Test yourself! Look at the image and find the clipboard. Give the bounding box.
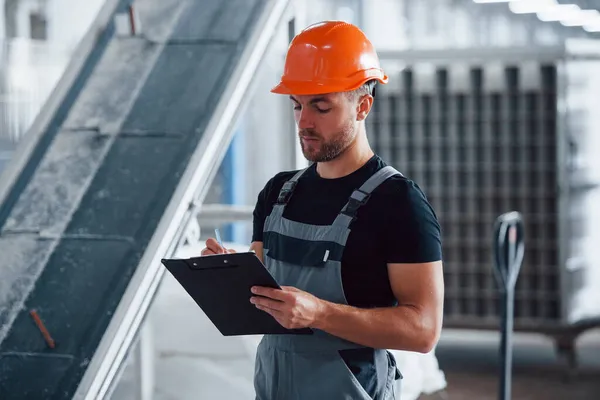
[161,252,313,336]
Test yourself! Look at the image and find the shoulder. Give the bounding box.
[363,158,430,205]
[369,170,442,263]
[373,169,431,205]
[370,170,439,226]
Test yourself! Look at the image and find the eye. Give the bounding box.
[293,105,301,111]
[316,107,331,114]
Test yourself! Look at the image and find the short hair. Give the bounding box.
[346,79,377,102]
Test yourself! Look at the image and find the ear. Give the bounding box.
[356,94,373,122]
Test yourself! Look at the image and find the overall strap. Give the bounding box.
[332,166,403,228]
[270,167,310,218]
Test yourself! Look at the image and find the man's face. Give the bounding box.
[290,92,365,163]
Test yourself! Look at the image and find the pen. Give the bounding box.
[215,228,224,251]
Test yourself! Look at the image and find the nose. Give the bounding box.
[296,109,314,130]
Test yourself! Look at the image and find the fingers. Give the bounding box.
[251,286,288,301]
[254,303,283,318]
[200,247,217,256]
[251,296,283,311]
[204,237,225,254]
[201,238,237,256]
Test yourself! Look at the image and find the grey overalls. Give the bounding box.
[254,165,403,400]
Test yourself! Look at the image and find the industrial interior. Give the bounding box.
[0,0,599,399]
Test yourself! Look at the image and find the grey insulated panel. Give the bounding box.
[367,63,559,329]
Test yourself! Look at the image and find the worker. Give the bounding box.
[201,20,444,400]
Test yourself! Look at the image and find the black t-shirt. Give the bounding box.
[252,155,442,308]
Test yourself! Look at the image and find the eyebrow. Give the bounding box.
[289,96,331,105]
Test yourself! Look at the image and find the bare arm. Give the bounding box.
[252,260,444,353]
[313,261,444,352]
[208,236,444,352]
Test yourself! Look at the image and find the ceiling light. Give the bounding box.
[561,9,600,27]
[583,23,600,32]
[537,4,580,22]
[509,0,558,14]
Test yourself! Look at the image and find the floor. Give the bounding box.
[419,328,600,400]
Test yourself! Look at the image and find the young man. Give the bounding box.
[201,21,444,400]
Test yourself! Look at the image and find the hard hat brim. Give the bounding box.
[271,74,389,96]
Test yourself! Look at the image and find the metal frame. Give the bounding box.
[196,204,255,224]
[555,57,571,328]
[72,1,292,399]
[378,45,570,64]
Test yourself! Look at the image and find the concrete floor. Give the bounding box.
[422,328,600,400]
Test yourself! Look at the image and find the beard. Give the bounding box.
[299,121,355,163]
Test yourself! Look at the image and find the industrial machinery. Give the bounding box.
[367,41,600,370]
[0,0,292,398]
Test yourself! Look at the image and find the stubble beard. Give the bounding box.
[299,121,355,163]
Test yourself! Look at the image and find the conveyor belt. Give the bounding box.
[0,0,289,398]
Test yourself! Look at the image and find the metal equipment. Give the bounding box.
[493,211,525,400]
[367,41,600,369]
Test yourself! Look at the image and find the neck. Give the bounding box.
[316,128,374,179]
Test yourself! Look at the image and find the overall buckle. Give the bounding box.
[277,181,297,204]
[343,190,371,216]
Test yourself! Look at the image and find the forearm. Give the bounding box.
[313,301,438,353]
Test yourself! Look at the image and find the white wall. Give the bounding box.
[7,0,104,44]
[237,1,309,210]
[360,0,408,50]
[45,0,104,51]
[0,0,106,144]
[0,0,5,39]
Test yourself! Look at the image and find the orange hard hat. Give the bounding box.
[271,21,388,95]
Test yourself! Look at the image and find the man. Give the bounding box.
[201,21,444,400]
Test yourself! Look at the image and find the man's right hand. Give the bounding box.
[200,238,236,256]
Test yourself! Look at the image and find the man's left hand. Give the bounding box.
[250,286,325,330]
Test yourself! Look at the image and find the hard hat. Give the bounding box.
[271,21,388,95]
